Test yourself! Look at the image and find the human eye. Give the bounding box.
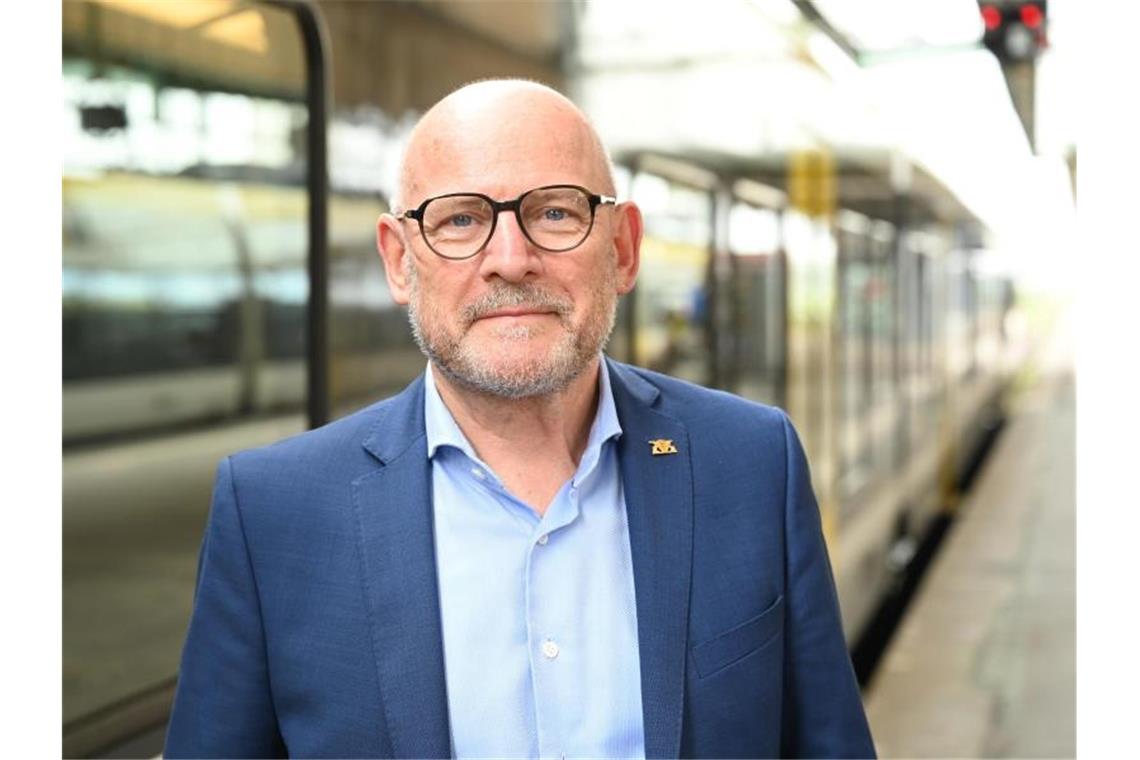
[424,197,489,238]
[525,204,575,234]
[525,191,589,230]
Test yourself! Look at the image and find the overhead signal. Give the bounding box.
[979,1,1047,62]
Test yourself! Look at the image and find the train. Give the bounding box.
[62,0,1025,755]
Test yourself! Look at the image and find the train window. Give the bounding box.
[837,212,874,498]
[869,221,897,474]
[924,238,947,432]
[327,189,420,418]
[62,1,311,751]
[896,235,922,450]
[974,264,1011,371]
[629,171,713,384]
[964,255,981,377]
[945,249,974,382]
[63,178,243,385]
[898,231,943,447]
[727,201,785,405]
[311,104,423,418]
[781,208,835,469]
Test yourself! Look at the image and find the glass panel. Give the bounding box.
[899,236,937,450]
[327,189,425,418]
[782,209,836,478]
[727,201,784,404]
[62,0,309,733]
[837,219,873,498]
[629,172,712,384]
[322,104,423,419]
[869,222,897,473]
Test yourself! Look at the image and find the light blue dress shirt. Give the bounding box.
[424,361,646,759]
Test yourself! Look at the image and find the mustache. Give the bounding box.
[461,283,573,325]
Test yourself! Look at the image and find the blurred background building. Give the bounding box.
[61,1,1076,756]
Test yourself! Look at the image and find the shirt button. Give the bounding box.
[471,468,485,480]
[542,639,559,659]
[537,533,549,546]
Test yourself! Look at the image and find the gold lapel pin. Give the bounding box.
[649,439,678,456]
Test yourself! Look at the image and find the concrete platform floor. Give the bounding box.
[864,316,1076,759]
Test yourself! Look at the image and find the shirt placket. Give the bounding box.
[524,477,581,760]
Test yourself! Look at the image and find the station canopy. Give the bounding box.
[567,0,1048,237]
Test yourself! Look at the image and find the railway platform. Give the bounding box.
[863,311,1076,758]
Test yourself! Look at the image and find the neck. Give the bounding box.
[431,357,603,514]
[433,357,602,464]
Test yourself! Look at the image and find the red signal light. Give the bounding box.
[981,5,1002,31]
[1020,4,1044,29]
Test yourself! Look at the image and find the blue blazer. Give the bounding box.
[165,359,875,759]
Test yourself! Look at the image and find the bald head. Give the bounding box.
[393,79,615,211]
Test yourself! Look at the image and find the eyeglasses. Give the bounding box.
[396,184,617,260]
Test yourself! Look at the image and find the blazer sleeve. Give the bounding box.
[778,414,877,759]
[164,456,286,759]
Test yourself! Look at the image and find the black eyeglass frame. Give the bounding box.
[395,183,618,260]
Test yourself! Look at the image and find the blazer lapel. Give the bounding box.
[352,376,452,759]
[607,359,694,759]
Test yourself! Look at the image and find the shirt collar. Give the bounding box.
[423,358,623,466]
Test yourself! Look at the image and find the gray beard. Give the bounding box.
[404,260,616,399]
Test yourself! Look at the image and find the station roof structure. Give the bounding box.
[568,0,1046,238]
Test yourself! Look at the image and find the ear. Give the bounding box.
[377,213,412,305]
[611,201,642,295]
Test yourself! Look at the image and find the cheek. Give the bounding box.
[579,258,619,298]
[558,253,613,295]
[413,266,472,312]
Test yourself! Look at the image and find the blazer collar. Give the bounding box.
[606,358,694,759]
[361,374,427,465]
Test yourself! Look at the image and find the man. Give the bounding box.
[165,79,875,759]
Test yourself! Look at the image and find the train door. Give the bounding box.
[62,2,326,754]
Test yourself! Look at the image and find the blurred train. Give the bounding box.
[62,0,1024,755]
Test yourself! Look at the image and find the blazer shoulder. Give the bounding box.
[610,359,789,435]
[228,375,425,477]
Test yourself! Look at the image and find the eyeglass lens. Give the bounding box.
[420,186,595,258]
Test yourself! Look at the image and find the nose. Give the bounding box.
[477,208,541,283]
